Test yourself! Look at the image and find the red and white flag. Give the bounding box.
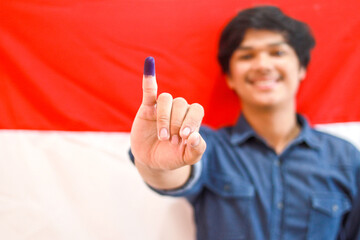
[1,0,359,239]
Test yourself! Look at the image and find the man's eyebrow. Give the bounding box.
[268,41,288,47]
[237,42,288,50]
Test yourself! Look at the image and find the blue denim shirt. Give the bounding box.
[148,115,360,240]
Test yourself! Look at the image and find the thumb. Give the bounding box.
[183,132,206,166]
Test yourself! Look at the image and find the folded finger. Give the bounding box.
[170,97,189,144]
[157,93,173,141]
[180,103,205,139]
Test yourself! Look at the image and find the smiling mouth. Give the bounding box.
[246,76,283,90]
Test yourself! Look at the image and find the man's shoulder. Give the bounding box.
[311,127,358,150]
[310,127,360,165]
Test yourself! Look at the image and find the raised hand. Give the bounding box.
[130,57,206,173]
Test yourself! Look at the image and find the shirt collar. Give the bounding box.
[230,114,321,150]
[294,114,321,149]
[230,115,260,145]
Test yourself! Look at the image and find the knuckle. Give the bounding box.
[157,115,170,124]
[193,144,206,158]
[186,119,200,129]
[173,97,188,106]
[170,119,183,129]
[200,140,207,151]
[143,86,157,94]
[190,103,205,116]
[158,92,173,101]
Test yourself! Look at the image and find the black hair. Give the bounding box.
[217,6,316,74]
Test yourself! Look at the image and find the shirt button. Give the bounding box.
[277,202,283,209]
[223,184,231,191]
[332,204,339,212]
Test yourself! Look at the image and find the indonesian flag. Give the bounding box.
[1,0,359,239]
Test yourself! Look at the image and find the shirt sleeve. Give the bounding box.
[147,160,203,197]
[128,126,212,198]
[128,148,205,197]
[338,147,360,240]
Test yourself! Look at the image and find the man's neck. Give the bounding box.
[242,104,300,155]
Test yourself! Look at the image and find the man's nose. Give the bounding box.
[252,53,272,71]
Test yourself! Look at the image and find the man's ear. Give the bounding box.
[299,67,307,81]
[226,74,235,90]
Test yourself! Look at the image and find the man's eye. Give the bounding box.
[238,54,253,60]
[271,50,286,56]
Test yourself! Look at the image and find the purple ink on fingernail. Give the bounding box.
[144,56,155,76]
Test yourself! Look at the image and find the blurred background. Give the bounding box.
[0,0,359,239]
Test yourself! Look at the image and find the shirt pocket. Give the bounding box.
[203,173,255,240]
[206,172,255,198]
[307,193,351,240]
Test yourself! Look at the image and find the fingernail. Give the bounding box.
[191,135,200,147]
[182,127,191,137]
[144,57,155,76]
[171,135,179,145]
[159,128,168,140]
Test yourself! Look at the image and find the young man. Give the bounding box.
[130,6,360,240]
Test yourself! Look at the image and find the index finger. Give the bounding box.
[142,57,158,106]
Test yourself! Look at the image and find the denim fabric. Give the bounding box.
[149,115,360,240]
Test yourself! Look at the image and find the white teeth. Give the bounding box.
[254,80,276,87]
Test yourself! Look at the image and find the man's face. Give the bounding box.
[226,29,306,110]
